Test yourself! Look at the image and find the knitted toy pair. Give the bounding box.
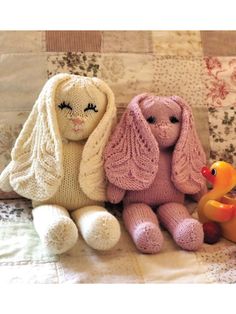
[0,74,206,255]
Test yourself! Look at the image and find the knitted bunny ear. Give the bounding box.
[79,78,117,201]
[171,96,206,194]
[104,93,159,191]
[10,73,71,201]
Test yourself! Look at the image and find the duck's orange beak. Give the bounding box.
[202,167,215,184]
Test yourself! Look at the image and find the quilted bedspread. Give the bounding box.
[0,31,236,283]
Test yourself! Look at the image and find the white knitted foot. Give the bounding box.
[72,206,121,251]
[32,205,78,254]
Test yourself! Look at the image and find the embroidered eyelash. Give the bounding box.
[58,101,73,110]
[84,103,98,112]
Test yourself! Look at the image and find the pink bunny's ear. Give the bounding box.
[104,93,159,191]
[171,96,207,194]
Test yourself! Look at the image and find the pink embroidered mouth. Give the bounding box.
[73,126,83,132]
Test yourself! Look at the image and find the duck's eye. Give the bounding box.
[170,116,179,124]
[146,116,156,124]
[58,101,72,111]
[84,103,98,112]
[211,168,217,176]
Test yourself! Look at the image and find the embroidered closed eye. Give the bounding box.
[58,101,73,111]
[169,116,179,124]
[84,103,98,113]
[146,116,156,124]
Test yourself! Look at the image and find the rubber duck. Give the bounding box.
[198,161,236,243]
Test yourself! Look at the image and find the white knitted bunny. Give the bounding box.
[0,73,121,254]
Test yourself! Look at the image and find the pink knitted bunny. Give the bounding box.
[104,94,207,254]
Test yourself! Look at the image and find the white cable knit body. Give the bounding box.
[33,141,101,210]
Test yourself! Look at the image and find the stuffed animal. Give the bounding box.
[0,73,121,254]
[104,93,206,254]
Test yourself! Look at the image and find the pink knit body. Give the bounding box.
[105,94,207,254]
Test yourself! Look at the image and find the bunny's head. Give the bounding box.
[55,77,107,141]
[104,93,206,194]
[138,95,182,149]
[9,74,116,202]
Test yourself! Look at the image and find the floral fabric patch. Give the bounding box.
[47,52,101,78]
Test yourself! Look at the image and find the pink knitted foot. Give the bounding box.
[123,203,164,254]
[158,202,203,251]
[173,218,203,251]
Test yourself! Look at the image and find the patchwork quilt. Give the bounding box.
[0,31,235,283]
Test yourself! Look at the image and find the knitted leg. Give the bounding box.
[71,206,121,251]
[158,202,203,251]
[32,205,79,254]
[123,203,164,254]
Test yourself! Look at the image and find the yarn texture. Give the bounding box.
[0,73,120,254]
[105,93,206,254]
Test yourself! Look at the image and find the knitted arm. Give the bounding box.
[107,182,126,204]
[191,184,208,202]
[0,162,14,192]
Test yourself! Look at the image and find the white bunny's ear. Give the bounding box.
[10,73,71,201]
[79,78,117,201]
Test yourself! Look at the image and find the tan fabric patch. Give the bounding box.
[153,56,210,159]
[100,53,155,104]
[152,31,203,55]
[46,31,102,52]
[102,31,152,53]
[0,31,43,53]
[0,53,47,112]
[201,31,236,56]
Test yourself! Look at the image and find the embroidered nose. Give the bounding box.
[71,117,84,125]
[157,121,168,128]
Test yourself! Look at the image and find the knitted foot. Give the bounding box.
[123,203,164,254]
[158,202,203,251]
[173,218,204,251]
[133,222,164,254]
[32,205,78,254]
[72,206,121,251]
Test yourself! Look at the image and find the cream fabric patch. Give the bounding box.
[0,262,60,283]
[0,221,58,263]
[136,231,208,283]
